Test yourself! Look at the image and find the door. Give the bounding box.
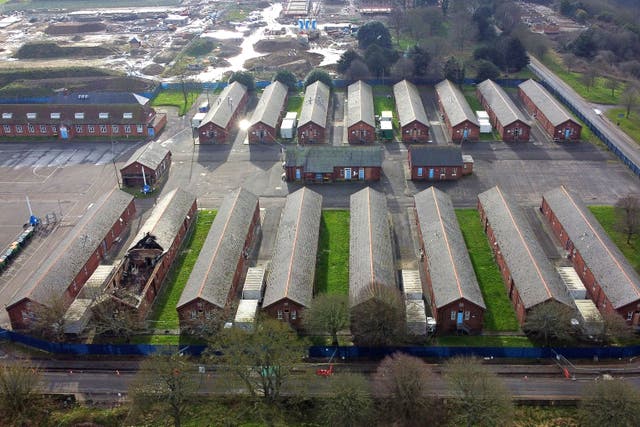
[428,168,434,180]
[463,128,469,139]
[456,311,464,325]
[564,128,571,139]
[344,168,351,180]
[358,168,364,180]
[295,169,301,180]
[258,130,265,141]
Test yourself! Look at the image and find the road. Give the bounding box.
[528,55,640,175]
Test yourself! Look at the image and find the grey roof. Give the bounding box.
[177,188,258,309]
[409,145,463,166]
[122,141,171,171]
[477,186,572,309]
[393,80,429,127]
[477,79,529,127]
[263,188,322,308]
[435,79,478,127]
[347,80,375,128]
[349,187,397,308]
[543,186,640,309]
[201,81,247,129]
[299,81,330,128]
[414,187,486,309]
[127,188,196,253]
[249,81,288,128]
[284,145,383,173]
[518,79,577,127]
[8,189,134,308]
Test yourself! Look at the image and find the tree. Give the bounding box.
[357,21,392,50]
[337,49,362,75]
[273,70,298,92]
[621,83,639,118]
[388,7,405,47]
[346,59,371,82]
[303,294,349,346]
[90,299,146,343]
[580,67,598,91]
[599,311,634,344]
[523,302,574,346]
[323,374,374,427]
[229,71,255,91]
[0,365,41,421]
[571,29,597,59]
[304,69,333,89]
[210,318,306,401]
[28,295,68,342]
[350,282,405,347]
[475,60,501,81]
[444,357,514,427]
[129,353,199,427]
[408,45,431,77]
[444,57,465,84]
[578,378,640,427]
[373,353,442,426]
[364,44,398,79]
[391,57,415,80]
[615,194,640,244]
[503,37,529,72]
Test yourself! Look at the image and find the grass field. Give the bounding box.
[146,210,217,331]
[461,86,484,112]
[151,90,200,116]
[285,95,304,114]
[436,335,534,347]
[456,209,520,332]
[605,108,640,145]
[315,210,350,295]
[589,206,640,274]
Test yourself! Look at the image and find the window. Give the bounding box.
[417,167,423,177]
[2,125,9,133]
[452,168,457,176]
[205,311,213,320]
[291,310,297,320]
[465,311,470,320]
[27,124,34,133]
[27,112,37,120]
[39,125,47,133]
[123,112,133,119]
[2,112,12,119]
[99,124,107,134]
[88,125,95,134]
[277,310,283,320]
[75,112,85,120]
[50,112,61,119]
[124,125,131,134]
[112,125,119,133]
[628,312,633,321]
[75,125,83,133]
[137,125,144,133]
[190,310,197,319]
[99,112,109,119]
[450,310,456,320]
[51,125,57,133]
[15,125,23,133]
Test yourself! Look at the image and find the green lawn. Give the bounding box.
[436,335,534,347]
[285,95,304,114]
[605,108,640,145]
[589,206,640,274]
[461,85,483,112]
[146,210,217,330]
[456,209,520,332]
[373,95,395,115]
[315,210,350,295]
[151,90,200,116]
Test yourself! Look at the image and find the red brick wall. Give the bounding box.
[0,122,150,140]
[197,92,248,143]
[451,122,480,142]
[518,88,581,141]
[248,122,277,143]
[410,165,462,181]
[120,152,171,188]
[297,122,325,144]
[347,122,376,144]
[401,121,430,143]
[333,166,381,182]
[501,121,530,142]
[262,299,305,329]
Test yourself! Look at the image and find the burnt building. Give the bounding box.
[120,141,171,189]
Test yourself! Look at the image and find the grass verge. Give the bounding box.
[456,209,520,332]
[315,210,349,295]
[151,90,200,116]
[605,108,640,145]
[436,335,534,347]
[588,206,640,274]
[285,94,304,114]
[146,210,217,330]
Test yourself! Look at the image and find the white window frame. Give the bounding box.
[99,124,108,134]
[15,125,23,133]
[2,112,12,119]
[111,124,119,133]
[3,125,10,133]
[50,112,61,119]
[26,112,37,120]
[450,310,456,321]
[75,125,83,133]
[74,112,85,120]
[39,125,47,133]
[137,124,144,133]
[99,112,109,119]
[277,310,283,320]
[27,124,35,133]
[124,125,131,134]
[123,112,133,119]
[88,125,95,134]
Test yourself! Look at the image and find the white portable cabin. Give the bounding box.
[406,299,428,336]
[476,111,489,120]
[402,269,423,300]
[81,264,116,298]
[478,119,492,133]
[242,267,266,300]
[380,110,393,122]
[234,299,259,331]
[557,266,587,300]
[63,298,93,335]
[285,111,298,122]
[192,112,207,129]
[574,299,605,337]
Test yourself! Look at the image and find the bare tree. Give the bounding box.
[615,194,640,244]
[373,353,442,426]
[28,295,68,342]
[303,294,349,346]
[524,301,574,346]
[578,378,640,427]
[323,373,374,427]
[0,365,41,421]
[388,7,406,47]
[621,83,639,118]
[605,78,620,98]
[351,282,405,347]
[391,57,416,80]
[345,59,370,83]
[90,298,146,343]
[444,357,514,427]
[129,353,198,427]
[580,67,598,91]
[599,311,634,344]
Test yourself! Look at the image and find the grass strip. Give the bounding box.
[151,90,200,116]
[315,210,350,295]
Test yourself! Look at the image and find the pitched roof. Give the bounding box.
[518,79,577,127]
[177,188,258,310]
[409,145,463,166]
[393,80,429,127]
[543,186,640,309]
[0,104,154,125]
[249,81,288,128]
[435,79,478,127]
[127,188,196,253]
[414,187,485,309]
[283,145,383,173]
[8,189,134,309]
[200,81,247,129]
[263,188,322,308]
[477,186,572,309]
[45,92,150,106]
[121,141,171,171]
[298,81,330,128]
[349,187,396,308]
[347,80,375,128]
[477,79,529,127]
